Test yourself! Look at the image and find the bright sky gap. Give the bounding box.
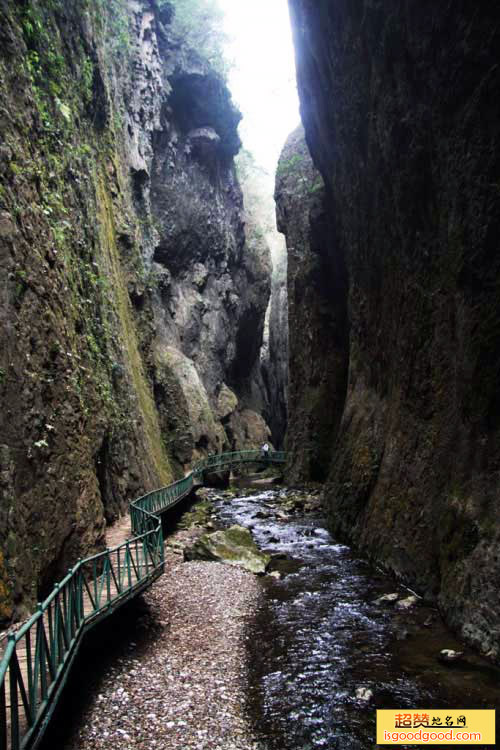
[218,0,301,174]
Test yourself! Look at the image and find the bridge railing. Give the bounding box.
[193,450,286,475]
[0,449,285,750]
[130,474,195,535]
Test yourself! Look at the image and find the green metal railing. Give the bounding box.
[0,450,285,750]
[193,449,286,477]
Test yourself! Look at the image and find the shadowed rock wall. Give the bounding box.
[275,126,348,481]
[288,0,500,658]
[261,245,289,449]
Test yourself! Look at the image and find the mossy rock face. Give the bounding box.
[184,525,270,574]
[177,500,214,530]
[216,383,238,421]
[0,0,276,623]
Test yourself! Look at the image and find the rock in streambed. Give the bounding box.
[183,525,271,574]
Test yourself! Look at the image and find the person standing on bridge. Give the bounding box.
[261,442,270,460]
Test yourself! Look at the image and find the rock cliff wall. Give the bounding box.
[143,16,273,465]
[237,150,289,448]
[0,0,274,622]
[275,126,347,480]
[287,0,500,658]
[260,243,288,449]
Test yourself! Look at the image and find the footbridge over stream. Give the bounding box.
[0,450,286,750]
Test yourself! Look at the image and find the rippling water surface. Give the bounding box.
[213,486,500,750]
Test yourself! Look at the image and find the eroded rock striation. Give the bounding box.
[0,0,276,622]
[287,0,500,658]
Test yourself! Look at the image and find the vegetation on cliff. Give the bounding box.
[0,0,278,623]
[168,0,231,78]
[0,0,182,620]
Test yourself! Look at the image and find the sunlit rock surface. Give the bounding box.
[226,408,272,451]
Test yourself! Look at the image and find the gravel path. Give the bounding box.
[68,541,267,750]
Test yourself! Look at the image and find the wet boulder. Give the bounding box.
[254,510,271,519]
[355,687,373,702]
[276,511,290,521]
[438,649,465,664]
[177,499,214,530]
[373,593,399,606]
[396,595,419,611]
[183,525,270,574]
[281,495,305,513]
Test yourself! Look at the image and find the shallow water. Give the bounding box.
[212,487,500,750]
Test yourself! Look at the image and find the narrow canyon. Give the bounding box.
[0,1,499,748]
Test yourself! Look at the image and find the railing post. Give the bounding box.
[8,634,19,750]
[106,551,111,604]
[0,663,7,750]
[52,585,60,674]
[76,560,83,625]
[47,594,54,672]
[92,558,98,610]
[67,569,75,641]
[126,542,132,588]
[25,627,35,724]
[37,603,48,703]
[134,537,140,579]
[117,547,122,592]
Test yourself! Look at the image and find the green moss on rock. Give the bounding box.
[184,525,270,574]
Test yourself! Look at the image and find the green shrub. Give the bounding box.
[168,0,231,78]
[276,153,305,177]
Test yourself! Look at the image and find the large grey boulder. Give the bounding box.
[183,525,270,574]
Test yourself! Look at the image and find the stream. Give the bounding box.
[41,482,500,750]
[210,484,500,749]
